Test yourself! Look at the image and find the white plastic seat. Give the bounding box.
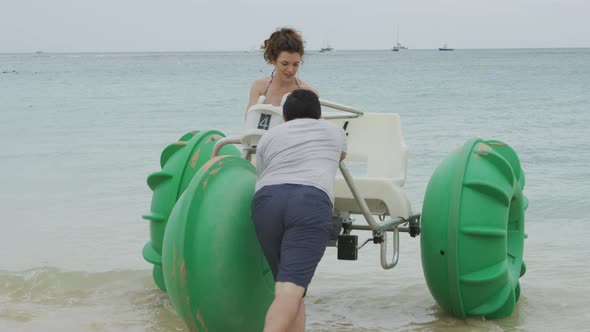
[241,94,290,149]
[327,113,412,218]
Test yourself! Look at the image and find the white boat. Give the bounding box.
[320,44,334,53]
[438,43,454,51]
[392,42,407,52]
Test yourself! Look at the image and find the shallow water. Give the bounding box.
[1,49,589,331]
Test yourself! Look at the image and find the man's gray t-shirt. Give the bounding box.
[255,118,347,203]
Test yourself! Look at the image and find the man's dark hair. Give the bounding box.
[283,89,321,121]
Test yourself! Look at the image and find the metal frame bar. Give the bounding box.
[350,225,413,233]
[319,99,364,115]
[320,99,363,120]
[212,100,363,158]
[339,161,404,269]
[211,136,241,158]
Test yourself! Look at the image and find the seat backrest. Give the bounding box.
[244,104,283,131]
[327,113,408,182]
[242,101,284,148]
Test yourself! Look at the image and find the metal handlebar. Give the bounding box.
[380,228,400,269]
[211,136,241,158]
[212,100,363,158]
[319,99,364,120]
[319,99,364,115]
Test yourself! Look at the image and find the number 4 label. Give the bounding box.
[258,114,271,130]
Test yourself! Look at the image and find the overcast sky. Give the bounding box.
[1,0,588,53]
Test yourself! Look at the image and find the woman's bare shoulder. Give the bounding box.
[298,81,319,97]
[247,77,273,108]
[251,77,272,90]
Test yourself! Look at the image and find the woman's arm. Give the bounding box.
[246,79,266,111]
[246,83,259,111]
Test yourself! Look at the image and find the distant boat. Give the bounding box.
[438,44,454,51]
[320,45,334,53]
[245,45,263,53]
[392,26,407,51]
[392,42,407,52]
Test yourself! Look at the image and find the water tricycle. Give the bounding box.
[142,98,527,331]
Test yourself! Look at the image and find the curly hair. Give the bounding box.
[262,27,305,64]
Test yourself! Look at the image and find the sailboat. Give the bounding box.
[392,42,407,52]
[392,26,407,51]
[320,43,334,53]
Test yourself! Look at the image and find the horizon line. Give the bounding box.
[1,46,589,55]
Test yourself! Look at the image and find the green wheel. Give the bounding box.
[142,130,240,290]
[162,155,274,331]
[421,138,527,319]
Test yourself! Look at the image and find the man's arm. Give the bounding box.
[339,127,348,162]
[255,146,265,174]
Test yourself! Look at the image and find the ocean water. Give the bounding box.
[1,49,589,331]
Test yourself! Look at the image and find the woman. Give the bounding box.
[247,27,318,110]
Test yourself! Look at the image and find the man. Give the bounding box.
[252,89,347,332]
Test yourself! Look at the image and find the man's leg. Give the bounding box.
[264,281,305,332]
[289,299,305,332]
[265,185,331,331]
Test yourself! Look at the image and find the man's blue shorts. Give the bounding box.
[251,184,333,290]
